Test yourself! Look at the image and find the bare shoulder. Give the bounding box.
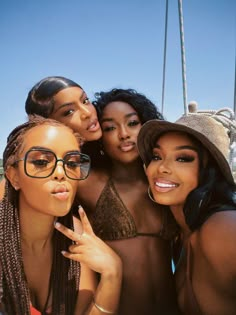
[196,210,236,276]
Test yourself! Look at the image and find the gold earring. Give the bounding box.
[148,186,157,203]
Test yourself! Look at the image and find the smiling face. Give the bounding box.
[50,86,102,141]
[100,101,142,164]
[7,124,81,217]
[146,131,200,212]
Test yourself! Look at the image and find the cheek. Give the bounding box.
[145,163,155,180]
[70,181,79,197]
[133,126,142,137]
[183,168,199,192]
[102,134,116,148]
[88,104,97,115]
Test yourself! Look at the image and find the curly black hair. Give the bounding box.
[83,88,163,169]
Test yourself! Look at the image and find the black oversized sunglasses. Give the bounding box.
[13,148,91,180]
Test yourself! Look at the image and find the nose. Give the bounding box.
[118,126,130,140]
[158,159,171,174]
[80,104,92,120]
[53,161,66,181]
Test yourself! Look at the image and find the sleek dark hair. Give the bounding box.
[83,88,163,168]
[183,144,236,231]
[0,116,81,314]
[25,76,83,117]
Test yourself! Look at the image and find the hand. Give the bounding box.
[54,206,121,277]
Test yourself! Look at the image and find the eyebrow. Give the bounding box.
[26,146,81,155]
[53,91,86,113]
[101,112,138,123]
[154,144,198,152]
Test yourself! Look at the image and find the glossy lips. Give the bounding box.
[119,141,136,152]
[52,184,69,200]
[154,179,179,193]
[87,119,100,132]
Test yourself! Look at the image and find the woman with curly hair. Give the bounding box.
[77,88,180,315]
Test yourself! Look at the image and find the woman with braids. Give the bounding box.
[137,106,236,315]
[0,116,122,314]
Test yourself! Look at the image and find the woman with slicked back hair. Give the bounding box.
[25,76,102,142]
[0,76,102,200]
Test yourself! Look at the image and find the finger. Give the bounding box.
[68,244,85,253]
[78,206,94,235]
[61,250,82,262]
[55,222,82,242]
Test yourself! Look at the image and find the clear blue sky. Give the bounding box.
[0,0,235,157]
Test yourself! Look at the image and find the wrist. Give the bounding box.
[93,297,115,314]
[101,257,122,280]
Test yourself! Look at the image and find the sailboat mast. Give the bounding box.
[234,50,236,118]
[178,0,188,115]
[161,0,169,115]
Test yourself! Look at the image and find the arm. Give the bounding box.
[55,207,122,315]
[194,211,236,312]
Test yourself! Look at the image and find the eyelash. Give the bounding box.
[61,98,90,117]
[63,109,74,117]
[83,97,90,105]
[152,154,195,163]
[102,120,140,132]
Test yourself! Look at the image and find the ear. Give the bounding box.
[5,166,20,191]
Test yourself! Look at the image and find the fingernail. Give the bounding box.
[54,222,61,228]
[61,250,67,255]
[78,207,84,215]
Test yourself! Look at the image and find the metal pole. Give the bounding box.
[161,0,169,115]
[234,50,236,118]
[178,0,188,114]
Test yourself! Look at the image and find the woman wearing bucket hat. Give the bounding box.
[137,106,236,315]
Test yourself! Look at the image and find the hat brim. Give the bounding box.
[137,119,234,185]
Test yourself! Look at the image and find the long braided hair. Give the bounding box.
[0,116,82,314]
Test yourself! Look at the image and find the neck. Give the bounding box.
[110,159,146,182]
[19,209,55,252]
[170,205,191,240]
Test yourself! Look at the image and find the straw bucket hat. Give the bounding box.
[137,107,236,185]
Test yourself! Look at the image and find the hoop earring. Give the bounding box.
[148,186,157,203]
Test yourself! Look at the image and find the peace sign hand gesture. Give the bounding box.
[54,206,122,276]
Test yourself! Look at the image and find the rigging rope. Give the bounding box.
[178,0,188,115]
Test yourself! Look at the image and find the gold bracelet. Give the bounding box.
[93,298,115,314]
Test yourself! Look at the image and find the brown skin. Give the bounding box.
[77,102,181,315]
[78,164,180,315]
[175,212,236,315]
[5,124,122,315]
[147,132,236,315]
